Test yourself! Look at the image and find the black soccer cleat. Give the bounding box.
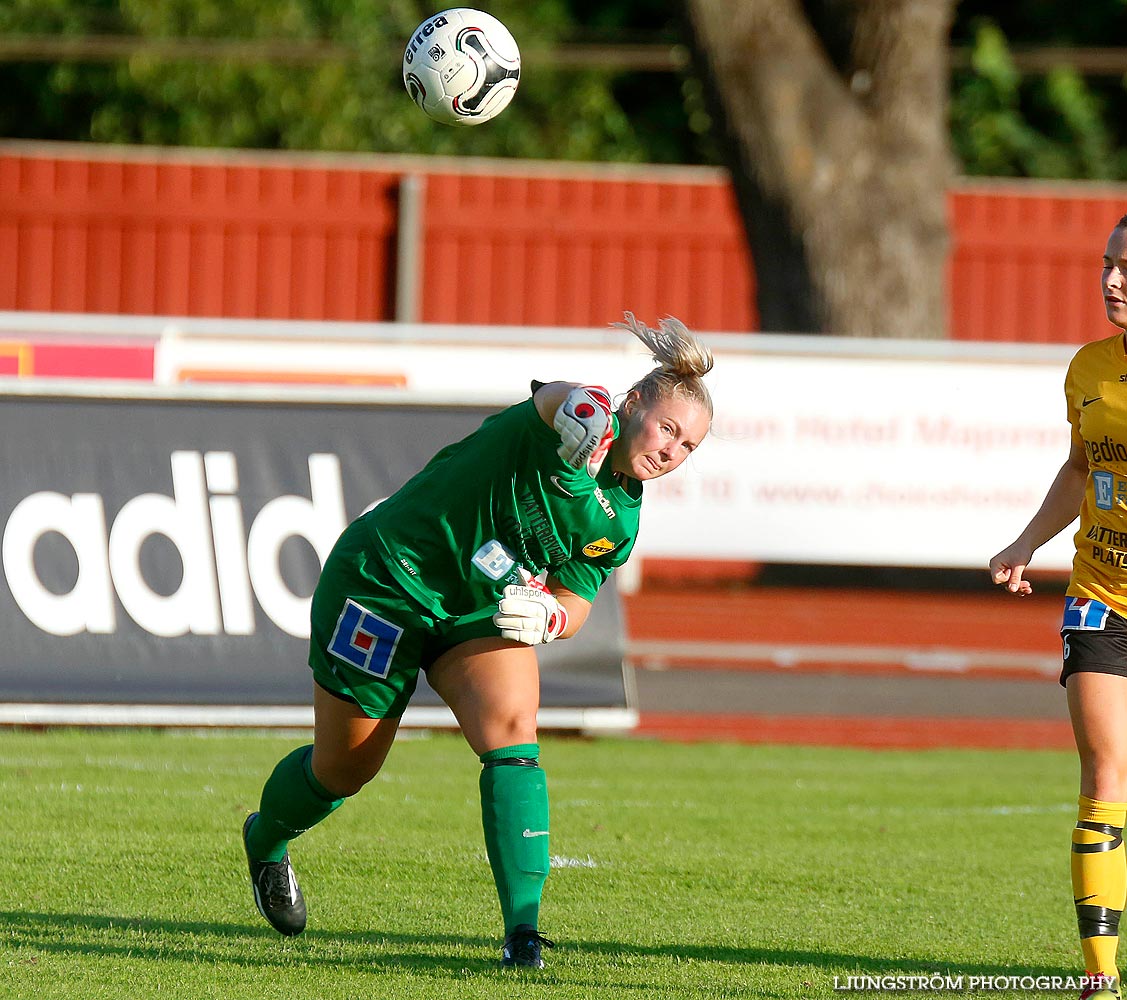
[242,812,307,936]
[501,924,555,968]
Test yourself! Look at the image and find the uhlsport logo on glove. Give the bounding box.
[493,583,568,645]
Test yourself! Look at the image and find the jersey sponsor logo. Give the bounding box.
[592,485,616,520]
[1083,395,1104,407]
[1094,470,1115,510]
[327,598,404,678]
[472,539,517,580]
[516,486,569,565]
[548,475,577,498]
[582,536,620,558]
[1086,524,1127,547]
[1061,597,1111,632]
[1085,435,1127,464]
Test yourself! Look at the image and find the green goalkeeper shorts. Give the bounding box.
[309,517,501,719]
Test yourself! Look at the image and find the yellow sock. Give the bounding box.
[1073,795,1127,981]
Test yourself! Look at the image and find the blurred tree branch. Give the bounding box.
[2,34,1126,76]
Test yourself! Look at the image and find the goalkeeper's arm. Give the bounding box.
[533,381,616,477]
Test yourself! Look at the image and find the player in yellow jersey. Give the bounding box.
[991,214,1127,1000]
[240,313,714,969]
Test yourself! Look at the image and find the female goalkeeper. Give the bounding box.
[241,312,714,969]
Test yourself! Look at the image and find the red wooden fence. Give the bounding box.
[949,182,1127,343]
[2,142,1125,342]
[420,170,753,332]
[0,148,400,321]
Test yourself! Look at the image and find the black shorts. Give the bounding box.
[1060,597,1127,686]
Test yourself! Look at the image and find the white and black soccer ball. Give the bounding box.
[402,8,521,126]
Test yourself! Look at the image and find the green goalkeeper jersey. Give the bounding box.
[360,393,641,618]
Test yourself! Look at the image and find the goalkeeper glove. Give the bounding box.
[554,385,615,477]
[493,585,569,645]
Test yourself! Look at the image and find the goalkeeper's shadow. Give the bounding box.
[0,909,502,975]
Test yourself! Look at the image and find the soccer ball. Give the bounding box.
[402,8,521,126]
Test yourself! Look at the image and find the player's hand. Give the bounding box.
[554,385,615,477]
[989,542,1034,596]
[493,585,569,644]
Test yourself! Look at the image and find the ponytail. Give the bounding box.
[613,311,714,418]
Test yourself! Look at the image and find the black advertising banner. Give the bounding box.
[0,389,629,716]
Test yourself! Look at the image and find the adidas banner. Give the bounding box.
[0,388,629,721]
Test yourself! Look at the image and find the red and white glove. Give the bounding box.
[493,585,569,645]
[554,385,615,477]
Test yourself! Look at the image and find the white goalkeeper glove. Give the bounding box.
[554,385,615,477]
[493,585,569,645]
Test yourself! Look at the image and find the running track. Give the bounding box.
[621,588,1073,751]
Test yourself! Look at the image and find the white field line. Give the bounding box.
[627,639,1060,677]
[843,802,1075,818]
[0,704,639,729]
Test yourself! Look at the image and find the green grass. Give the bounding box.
[0,728,1087,998]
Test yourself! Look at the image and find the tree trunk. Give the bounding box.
[685,0,956,338]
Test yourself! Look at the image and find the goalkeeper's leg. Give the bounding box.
[243,684,400,934]
[479,744,550,934]
[428,639,554,967]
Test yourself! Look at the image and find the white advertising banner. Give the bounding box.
[649,350,1075,569]
[151,321,1081,570]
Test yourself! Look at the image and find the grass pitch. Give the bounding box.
[0,728,1084,998]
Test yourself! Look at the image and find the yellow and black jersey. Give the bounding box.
[1065,331,1127,615]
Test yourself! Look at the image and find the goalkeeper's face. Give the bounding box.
[611,392,710,481]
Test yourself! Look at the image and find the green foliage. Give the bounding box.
[950,20,1127,180]
[0,0,678,162]
[0,0,124,33]
[3,0,1127,178]
[0,728,1084,999]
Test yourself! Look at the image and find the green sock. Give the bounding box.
[246,745,345,862]
[479,743,550,933]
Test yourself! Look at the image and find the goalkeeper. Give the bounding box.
[240,311,714,968]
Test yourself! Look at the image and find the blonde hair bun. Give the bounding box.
[613,311,714,418]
